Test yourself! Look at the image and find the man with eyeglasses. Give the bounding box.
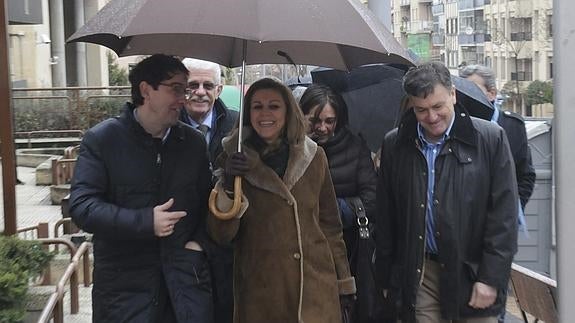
[180,58,238,323]
[70,54,214,322]
[181,58,238,165]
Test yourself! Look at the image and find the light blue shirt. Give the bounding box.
[187,108,214,144]
[417,114,455,255]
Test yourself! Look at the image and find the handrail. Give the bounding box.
[16,222,49,239]
[14,130,84,148]
[37,241,92,323]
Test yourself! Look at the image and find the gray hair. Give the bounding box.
[181,58,222,84]
[291,86,308,103]
[458,64,497,92]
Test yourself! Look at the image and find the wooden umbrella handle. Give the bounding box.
[208,176,242,220]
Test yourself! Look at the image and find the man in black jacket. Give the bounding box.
[376,61,518,323]
[70,54,213,322]
[459,64,535,212]
[180,58,238,323]
[459,64,536,323]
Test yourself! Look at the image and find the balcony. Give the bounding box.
[412,20,433,33]
[511,72,533,81]
[432,3,444,15]
[459,0,487,10]
[458,33,488,45]
[510,32,532,41]
[400,23,411,34]
[432,33,446,45]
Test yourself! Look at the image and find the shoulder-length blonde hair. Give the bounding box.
[242,77,306,145]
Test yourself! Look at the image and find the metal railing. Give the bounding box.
[37,241,92,323]
[12,86,130,133]
[16,222,49,240]
[14,130,84,148]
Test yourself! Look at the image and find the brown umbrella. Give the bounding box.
[68,0,415,219]
[67,0,416,70]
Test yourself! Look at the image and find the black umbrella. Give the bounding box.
[451,75,495,121]
[311,66,497,152]
[311,64,406,152]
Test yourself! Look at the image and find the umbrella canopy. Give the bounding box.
[311,66,497,152]
[451,75,495,121]
[311,64,407,152]
[67,0,416,70]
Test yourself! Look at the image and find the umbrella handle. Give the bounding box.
[209,176,242,220]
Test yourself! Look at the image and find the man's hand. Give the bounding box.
[468,282,497,309]
[153,198,186,237]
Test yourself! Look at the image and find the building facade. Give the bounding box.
[484,0,553,116]
[389,0,553,116]
[7,0,109,88]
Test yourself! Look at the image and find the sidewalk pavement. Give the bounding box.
[1,165,531,322]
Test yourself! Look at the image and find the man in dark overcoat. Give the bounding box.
[375,61,518,323]
[70,54,213,322]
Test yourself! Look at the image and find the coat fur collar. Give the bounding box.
[222,128,318,201]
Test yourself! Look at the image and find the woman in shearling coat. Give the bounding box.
[208,78,356,323]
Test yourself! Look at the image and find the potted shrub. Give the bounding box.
[0,236,53,323]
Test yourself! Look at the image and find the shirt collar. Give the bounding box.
[417,112,456,146]
[188,107,214,130]
[133,107,171,143]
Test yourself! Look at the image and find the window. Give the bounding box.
[485,56,492,67]
[510,58,533,81]
[510,18,532,41]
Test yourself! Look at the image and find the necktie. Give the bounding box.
[197,124,209,137]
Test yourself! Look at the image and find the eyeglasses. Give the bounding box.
[159,82,192,99]
[187,81,218,91]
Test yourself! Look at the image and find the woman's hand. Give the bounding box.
[224,152,249,192]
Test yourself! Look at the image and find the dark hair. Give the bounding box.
[403,61,452,99]
[243,78,306,144]
[299,84,348,131]
[128,54,189,106]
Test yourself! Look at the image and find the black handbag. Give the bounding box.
[347,197,396,323]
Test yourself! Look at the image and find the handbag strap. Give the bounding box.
[346,197,370,240]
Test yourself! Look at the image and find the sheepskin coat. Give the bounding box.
[208,129,355,323]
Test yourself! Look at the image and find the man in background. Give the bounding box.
[180,58,238,323]
[180,58,238,164]
[460,64,536,323]
[459,64,535,214]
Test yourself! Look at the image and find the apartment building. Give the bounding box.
[390,0,434,61]
[390,0,553,116]
[484,0,553,116]
[431,0,460,73]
